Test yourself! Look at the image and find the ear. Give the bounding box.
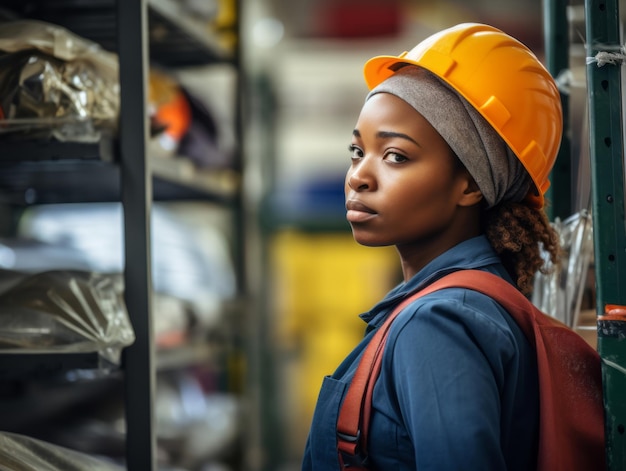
[457,174,484,207]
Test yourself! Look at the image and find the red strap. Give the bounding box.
[336,272,493,463]
[336,292,418,457]
[337,270,604,470]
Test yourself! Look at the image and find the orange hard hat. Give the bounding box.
[363,23,563,209]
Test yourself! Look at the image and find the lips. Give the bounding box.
[346,200,375,213]
[346,199,377,223]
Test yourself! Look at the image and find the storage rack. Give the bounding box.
[544,0,626,468]
[583,0,626,468]
[0,0,245,470]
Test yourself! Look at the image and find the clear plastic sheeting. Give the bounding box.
[19,202,237,327]
[0,238,91,272]
[0,431,123,471]
[532,210,594,328]
[0,20,119,142]
[0,269,134,365]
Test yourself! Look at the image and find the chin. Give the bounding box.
[351,234,390,248]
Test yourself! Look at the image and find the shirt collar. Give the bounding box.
[359,235,503,329]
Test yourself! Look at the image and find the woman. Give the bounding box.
[302,23,562,470]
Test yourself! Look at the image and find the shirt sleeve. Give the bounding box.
[386,291,517,470]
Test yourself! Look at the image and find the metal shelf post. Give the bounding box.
[584,0,626,468]
[117,0,156,469]
[543,0,572,220]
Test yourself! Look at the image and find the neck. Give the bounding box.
[397,211,482,282]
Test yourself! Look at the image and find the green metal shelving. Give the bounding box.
[543,0,626,467]
[584,0,626,468]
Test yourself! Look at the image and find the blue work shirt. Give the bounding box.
[302,235,539,470]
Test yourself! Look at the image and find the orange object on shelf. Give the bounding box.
[149,70,192,152]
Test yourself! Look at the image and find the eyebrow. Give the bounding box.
[352,129,421,147]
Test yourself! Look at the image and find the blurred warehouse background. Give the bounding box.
[0,0,594,470]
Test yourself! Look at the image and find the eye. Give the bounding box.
[348,144,363,160]
[383,151,408,163]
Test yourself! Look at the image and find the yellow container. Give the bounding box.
[269,230,398,453]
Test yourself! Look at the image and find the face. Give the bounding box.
[345,92,474,249]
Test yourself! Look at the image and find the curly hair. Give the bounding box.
[483,202,561,296]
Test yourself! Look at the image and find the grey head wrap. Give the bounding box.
[366,66,532,208]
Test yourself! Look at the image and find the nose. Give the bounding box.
[346,157,376,192]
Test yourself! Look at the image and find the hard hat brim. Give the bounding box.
[364,55,417,90]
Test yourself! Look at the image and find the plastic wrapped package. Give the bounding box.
[18,202,237,328]
[0,431,123,470]
[0,20,119,142]
[532,209,594,328]
[0,269,134,366]
[0,20,235,169]
[0,238,91,272]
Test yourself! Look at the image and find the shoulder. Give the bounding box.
[395,286,515,330]
[376,285,531,406]
[386,286,522,360]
